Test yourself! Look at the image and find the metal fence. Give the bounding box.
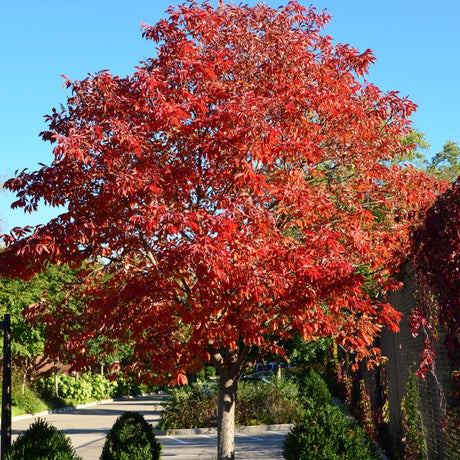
[358,263,459,459]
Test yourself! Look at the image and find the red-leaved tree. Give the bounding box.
[0,2,443,458]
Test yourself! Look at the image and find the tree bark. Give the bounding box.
[217,364,239,460]
[213,346,252,460]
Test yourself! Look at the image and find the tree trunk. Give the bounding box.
[54,361,59,398]
[217,363,240,460]
[212,345,254,460]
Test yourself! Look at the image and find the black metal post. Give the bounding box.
[1,314,11,459]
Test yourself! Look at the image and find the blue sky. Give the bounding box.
[1,0,459,232]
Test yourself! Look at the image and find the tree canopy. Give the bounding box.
[0,2,445,458]
[427,141,460,183]
[0,264,77,372]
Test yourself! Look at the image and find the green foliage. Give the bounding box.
[5,418,82,460]
[195,365,217,382]
[157,383,218,429]
[11,384,45,415]
[100,411,162,460]
[283,336,331,369]
[283,403,380,460]
[85,373,116,401]
[158,378,305,429]
[204,366,217,379]
[396,131,460,182]
[38,372,117,404]
[397,129,431,169]
[401,372,425,460]
[236,377,304,426]
[297,369,332,408]
[112,377,162,398]
[5,368,47,415]
[0,265,77,363]
[427,141,460,182]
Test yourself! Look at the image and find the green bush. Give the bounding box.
[112,377,161,398]
[236,377,304,426]
[38,372,117,404]
[5,418,82,460]
[298,369,332,408]
[204,366,217,379]
[11,385,44,415]
[100,411,162,460]
[158,383,218,429]
[283,403,380,460]
[195,366,218,383]
[83,373,116,401]
[158,378,304,429]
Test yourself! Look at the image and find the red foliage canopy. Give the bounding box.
[0,1,441,382]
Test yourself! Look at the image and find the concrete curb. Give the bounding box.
[154,423,293,437]
[11,392,166,422]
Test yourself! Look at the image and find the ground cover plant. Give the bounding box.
[0,1,444,458]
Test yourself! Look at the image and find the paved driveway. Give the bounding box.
[11,395,289,459]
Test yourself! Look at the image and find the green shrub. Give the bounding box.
[11,385,44,415]
[38,372,117,404]
[159,378,304,429]
[205,366,217,379]
[100,411,162,460]
[110,377,163,398]
[283,403,380,460]
[298,369,332,408]
[5,418,82,460]
[83,373,116,401]
[158,383,218,429]
[236,377,304,425]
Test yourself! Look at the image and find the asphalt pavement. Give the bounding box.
[11,394,290,459]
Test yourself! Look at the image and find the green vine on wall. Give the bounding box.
[401,371,426,460]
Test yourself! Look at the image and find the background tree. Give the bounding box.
[0,2,444,459]
[427,141,460,183]
[0,264,77,379]
[397,129,431,170]
[397,130,460,183]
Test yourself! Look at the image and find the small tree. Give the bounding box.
[0,2,443,459]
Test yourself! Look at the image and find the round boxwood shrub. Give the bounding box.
[283,403,380,460]
[5,418,82,460]
[298,369,332,408]
[100,411,162,460]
